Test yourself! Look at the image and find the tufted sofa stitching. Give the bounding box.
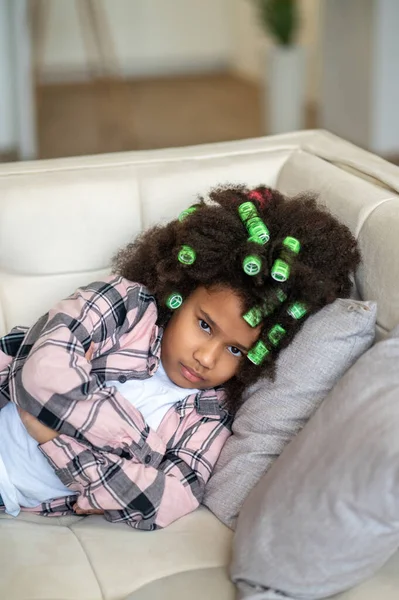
[68,524,105,600]
[354,196,399,239]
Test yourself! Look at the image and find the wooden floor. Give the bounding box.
[3,75,398,164]
[35,73,317,160]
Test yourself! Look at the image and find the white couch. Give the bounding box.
[0,130,398,600]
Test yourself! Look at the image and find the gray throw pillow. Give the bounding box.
[231,326,399,600]
[204,299,377,529]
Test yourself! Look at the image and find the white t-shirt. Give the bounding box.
[0,362,198,516]
[105,361,199,430]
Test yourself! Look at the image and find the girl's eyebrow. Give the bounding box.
[200,310,250,352]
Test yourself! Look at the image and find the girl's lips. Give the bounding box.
[180,364,204,384]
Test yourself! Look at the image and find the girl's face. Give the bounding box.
[161,286,261,389]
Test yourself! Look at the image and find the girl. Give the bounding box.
[0,185,359,530]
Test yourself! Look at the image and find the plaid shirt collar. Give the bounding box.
[174,388,226,418]
[147,325,163,373]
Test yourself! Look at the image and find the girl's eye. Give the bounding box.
[199,319,211,334]
[228,346,243,358]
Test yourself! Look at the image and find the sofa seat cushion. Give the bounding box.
[124,567,235,600]
[0,507,233,600]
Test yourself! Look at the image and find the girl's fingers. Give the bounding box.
[85,343,94,362]
[73,503,104,515]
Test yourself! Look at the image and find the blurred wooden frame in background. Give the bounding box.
[30,0,135,150]
[31,0,121,80]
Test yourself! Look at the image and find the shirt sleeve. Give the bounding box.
[0,327,28,408]
[39,409,232,530]
[12,277,160,453]
[0,356,12,409]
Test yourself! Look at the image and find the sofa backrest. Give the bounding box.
[0,130,398,338]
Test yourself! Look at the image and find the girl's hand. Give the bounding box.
[85,343,94,362]
[17,344,95,444]
[73,503,104,515]
[17,407,59,444]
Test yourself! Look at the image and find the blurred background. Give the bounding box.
[1,0,399,163]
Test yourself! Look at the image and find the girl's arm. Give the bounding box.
[17,344,95,444]
[38,402,232,530]
[12,276,161,453]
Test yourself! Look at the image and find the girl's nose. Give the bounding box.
[194,340,221,370]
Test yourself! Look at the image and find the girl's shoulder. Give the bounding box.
[88,275,157,316]
[102,275,152,298]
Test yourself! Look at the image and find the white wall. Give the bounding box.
[0,0,36,159]
[0,0,17,152]
[320,0,399,154]
[36,0,320,104]
[230,0,321,104]
[320,0,373,149]
[36,0,233,81]
[371,0,399,154]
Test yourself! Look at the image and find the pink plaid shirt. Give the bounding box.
[0,276,232,529]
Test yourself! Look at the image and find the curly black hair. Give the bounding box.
[113,184,360,413]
